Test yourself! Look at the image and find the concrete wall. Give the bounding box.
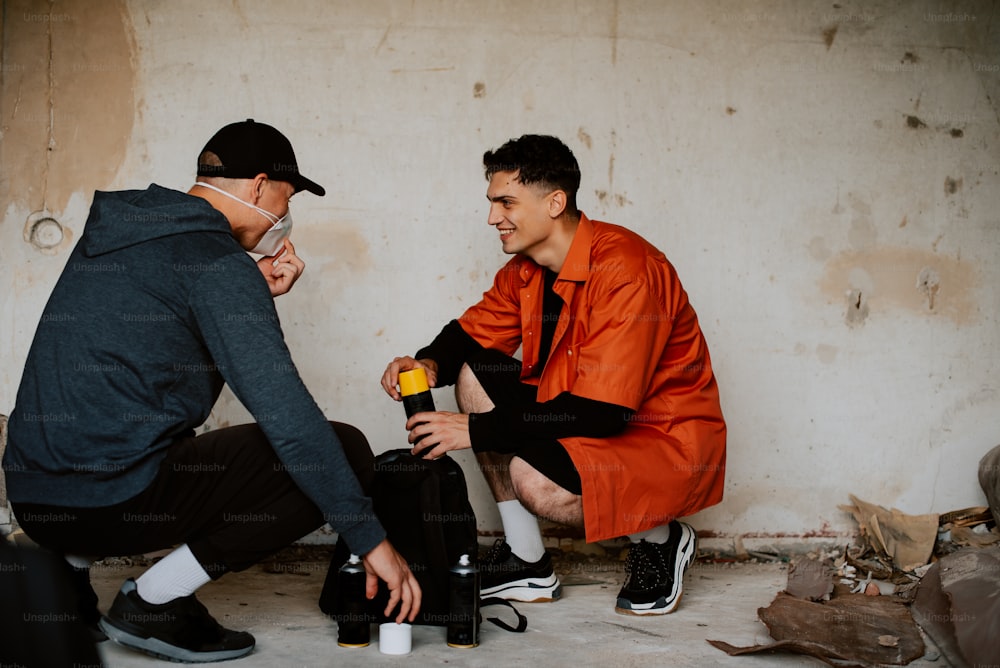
[2,0,998,550]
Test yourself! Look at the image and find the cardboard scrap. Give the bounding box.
[708,592,925,667]
[911,546,1000,668]
[785,558,833,601]
[839,495,938,572]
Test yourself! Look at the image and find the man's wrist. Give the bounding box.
[417,358,439,375]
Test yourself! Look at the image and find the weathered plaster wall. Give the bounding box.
[2,0,999,547]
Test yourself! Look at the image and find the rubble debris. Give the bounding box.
[708,592,925,667]
[938,506,992,528]
[911,546,1000,668]
[706,497,999,667]
[839,495,938,572]
[935,506,999,556]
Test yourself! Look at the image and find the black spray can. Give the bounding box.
[447,553,479,648]
[399,368,435,448]
[336,554,370,648]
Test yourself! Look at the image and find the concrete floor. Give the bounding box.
[86,549,947,668]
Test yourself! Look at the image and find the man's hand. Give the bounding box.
[406,410,471,459]
[256,239,305,297]
[362,539,422,623]
[380,356,439,401]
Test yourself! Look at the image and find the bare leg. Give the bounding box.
[456,363,516,501]
[455,363,583,527]
[510,457,583,527]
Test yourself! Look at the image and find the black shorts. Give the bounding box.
[467,349,582,495]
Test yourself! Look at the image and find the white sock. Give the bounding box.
[498,500,545,562]
[628,523,672,545]
[135,544,211,604]
[64,554,97,570]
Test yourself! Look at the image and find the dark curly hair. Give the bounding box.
[483,135,580,214]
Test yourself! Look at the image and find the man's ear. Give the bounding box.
[248,173,270,204]
[548,189,568,218]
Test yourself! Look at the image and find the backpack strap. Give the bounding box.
[480,597,528,633]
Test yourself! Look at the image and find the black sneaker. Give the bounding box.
[479,539,561,602]
[615,521,696,615]
[99,578,255,663]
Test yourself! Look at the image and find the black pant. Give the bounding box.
[467,349,583,495]
[13,422,374,578]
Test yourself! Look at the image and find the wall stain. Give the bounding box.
[917,267,940,310]
[845,288,869,326]
[523,89,534,111]
[944,176,962,195]
[906,115,927,129]
[577,127,593,149]
[299,221,373,300]
[821,248,977,325]
[816,344,839,364]
[847,193,876,249]
[2,0,136,217]
[473,81,486,98]
[822,25,838,50]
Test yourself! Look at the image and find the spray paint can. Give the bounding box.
[399,368,435,417]
[447,553,479,648]
[336,554,370,648]
[399,368,435,448]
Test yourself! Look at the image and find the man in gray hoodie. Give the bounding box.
[3,119,419,662]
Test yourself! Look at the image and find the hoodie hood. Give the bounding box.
[82,183,232,257]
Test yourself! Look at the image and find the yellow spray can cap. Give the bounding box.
[398,368,430,396]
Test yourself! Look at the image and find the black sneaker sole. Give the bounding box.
[99,617,254,663]
[480,573,563,602]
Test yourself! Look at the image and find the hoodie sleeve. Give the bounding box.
[187,253,385,556]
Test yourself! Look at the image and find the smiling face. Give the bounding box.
[486,170,562,260]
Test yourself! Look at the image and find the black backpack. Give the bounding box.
[0,541,103,666]
[320,449,525,632]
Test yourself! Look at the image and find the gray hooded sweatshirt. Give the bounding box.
[4,184,385,555]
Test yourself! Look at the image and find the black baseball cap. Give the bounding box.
[197,119,325,196]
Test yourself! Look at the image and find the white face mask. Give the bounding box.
[193,181,292,256]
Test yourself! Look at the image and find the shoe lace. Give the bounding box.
[481,538,510,566]
[624,541,668,591]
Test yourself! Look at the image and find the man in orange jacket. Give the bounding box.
[381,134,726,615]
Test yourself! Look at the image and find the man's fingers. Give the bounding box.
[365,571,378,600]
[394,579,415,624]
[408,575,422,621]
[383,584,402,620]
[381,365,402,400]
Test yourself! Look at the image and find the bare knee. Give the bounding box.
[456,363,494,413]
[510,458,583,526]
